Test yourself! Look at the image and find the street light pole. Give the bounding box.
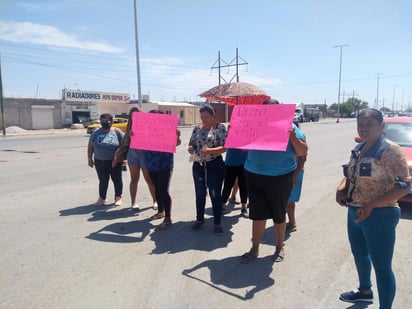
[133,0,142,109]
[334,44,348,123]
[0,56,5,136]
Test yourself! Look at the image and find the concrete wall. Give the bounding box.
[1,98,62,130]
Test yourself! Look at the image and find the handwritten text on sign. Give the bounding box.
[130,112,179,153]
[224,104,295,151]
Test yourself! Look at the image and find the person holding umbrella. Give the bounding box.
[188,104,227,235]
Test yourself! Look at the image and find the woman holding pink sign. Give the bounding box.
[144,110,182,229]
[240,99,308,263]
[188,104,227,236]
[114,107,157,211]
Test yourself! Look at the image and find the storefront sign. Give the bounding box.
[62,89,130,103]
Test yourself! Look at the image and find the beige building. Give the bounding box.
[155,101,201,125]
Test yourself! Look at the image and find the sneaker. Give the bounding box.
[114,197,122,206]
[190,221,204,231]
[94,197,106,206]
[153,202,158,210]
[131,204,140,211]
[214,225,223,236]
[339,289,373,303]
[241,208,249,218]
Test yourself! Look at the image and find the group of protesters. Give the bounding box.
[87,104,410,308]
[87,102,307,253]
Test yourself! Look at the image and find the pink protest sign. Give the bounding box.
[224,104,295,151]
[130,112,179,153]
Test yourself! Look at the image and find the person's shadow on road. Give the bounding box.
[149,213,240,254]
[182,255,275,300]
[86,219,153,243]
[87,207,149,221]
[59,204,109,216]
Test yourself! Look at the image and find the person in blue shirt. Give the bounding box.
[286,121,307,232]
[88,113,124,206]
[240,99,308,263]
[145,110,181,230]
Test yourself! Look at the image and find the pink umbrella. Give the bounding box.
[199,82,270,105]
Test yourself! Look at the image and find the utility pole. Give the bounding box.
[401,91,405,111]
[0,56,5,136]
[351,90,358,100]
[341,91,347,104]
[392,85,396,113]
[211,48,248,122]
[375,73,382,109]
[133,0,142,108]
[350,90,359,116]
[334,44,348,123]
[211,48,248,85]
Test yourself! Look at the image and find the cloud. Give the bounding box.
[17,2,43,11]
[0,21,123,53]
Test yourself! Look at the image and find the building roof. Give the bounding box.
[153,101,197,107]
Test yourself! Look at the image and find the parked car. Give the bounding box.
[86,117,128,134]
[81,117,100,128]
[355,117,412,204]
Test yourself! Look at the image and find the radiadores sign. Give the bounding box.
[62,89,130,103]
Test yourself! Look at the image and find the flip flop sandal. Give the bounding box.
[286,223,297,232]
[273,246,285,263]
[240,251,258,264]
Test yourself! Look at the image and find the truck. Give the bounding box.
[294,102,320,122]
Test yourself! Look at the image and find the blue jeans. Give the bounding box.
[347,206,400,309]
[192,156,225,225]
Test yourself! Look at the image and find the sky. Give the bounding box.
[0,0,411,109]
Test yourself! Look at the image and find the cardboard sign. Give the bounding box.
[224,104,295,151]
[130,112,179,153]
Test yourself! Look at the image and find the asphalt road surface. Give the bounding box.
[1,119,411,309]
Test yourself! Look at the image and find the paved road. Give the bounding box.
[1,119,411,309]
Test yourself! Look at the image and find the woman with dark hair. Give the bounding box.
[114,107,157,211]
[88,113,124,206]
[336,108,410,308]
[240,98,308,263]
[144,109,181,229]
[188,104,227,235]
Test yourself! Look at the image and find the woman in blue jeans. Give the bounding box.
[188,105,227,236]
[336,108,410,309]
